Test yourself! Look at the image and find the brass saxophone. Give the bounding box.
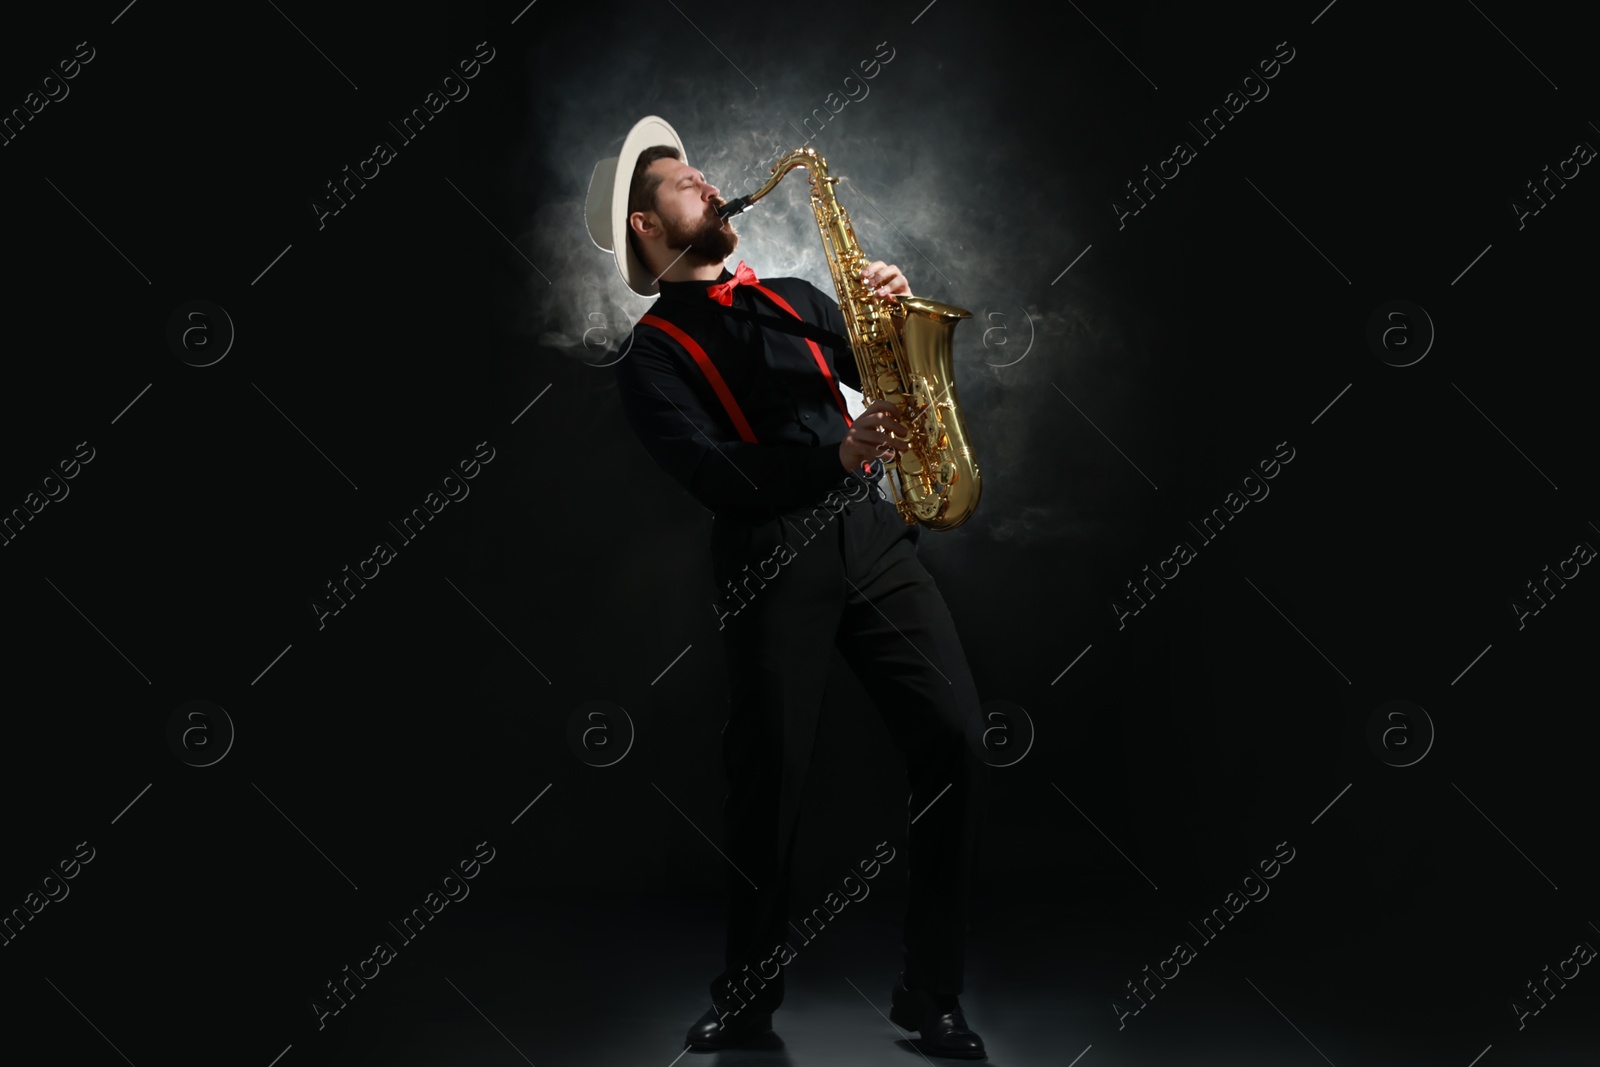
[716,147,981,531]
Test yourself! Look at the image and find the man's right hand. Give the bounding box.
[839,398,911,472]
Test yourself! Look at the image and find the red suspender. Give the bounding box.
[638,313,759,444]
[748,283,855,429]
[637,285,855,447]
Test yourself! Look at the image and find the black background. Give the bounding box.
[1,1,1595,1064]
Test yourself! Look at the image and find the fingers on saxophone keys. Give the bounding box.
[873,430,908,452]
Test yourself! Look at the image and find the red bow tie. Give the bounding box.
[706,261,758,306]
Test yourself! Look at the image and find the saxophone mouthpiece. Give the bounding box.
[714,196,750,220]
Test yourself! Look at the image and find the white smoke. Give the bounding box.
[505,22,1162,549]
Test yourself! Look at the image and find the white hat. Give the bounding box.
[585,115,688,298]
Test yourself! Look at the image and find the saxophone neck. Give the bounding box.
[714,147,829,218]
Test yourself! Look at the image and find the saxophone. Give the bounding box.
[716,147,982,531]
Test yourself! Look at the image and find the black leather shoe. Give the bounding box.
[685,1003,774,1050]
[889,974,986,1059]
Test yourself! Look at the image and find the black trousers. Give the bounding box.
[706,483,988,1014]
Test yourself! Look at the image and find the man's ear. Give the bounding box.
[629,210,658,239]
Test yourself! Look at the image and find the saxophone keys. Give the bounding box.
[898,451,924,475]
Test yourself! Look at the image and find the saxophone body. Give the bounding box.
[718,147,981,531]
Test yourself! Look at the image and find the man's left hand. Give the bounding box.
[861,261,911,297]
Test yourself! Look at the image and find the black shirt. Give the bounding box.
[614,265,877,518]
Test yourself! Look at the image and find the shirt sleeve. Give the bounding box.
[615,324,863,514]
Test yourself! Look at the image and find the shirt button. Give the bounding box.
[801,412,812,421]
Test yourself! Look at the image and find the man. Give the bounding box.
[585,115,988,1059]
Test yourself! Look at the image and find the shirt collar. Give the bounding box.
[657,266,734,300]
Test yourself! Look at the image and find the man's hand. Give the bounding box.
[861,261,910,297]
[839,398,911,472]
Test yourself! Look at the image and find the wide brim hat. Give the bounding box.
[585,115,687,298]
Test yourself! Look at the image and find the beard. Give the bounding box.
[661,205,739,266]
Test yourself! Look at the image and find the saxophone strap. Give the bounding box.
[655,289,852,353]
[640,284,857,448]
[744,282,855,433]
